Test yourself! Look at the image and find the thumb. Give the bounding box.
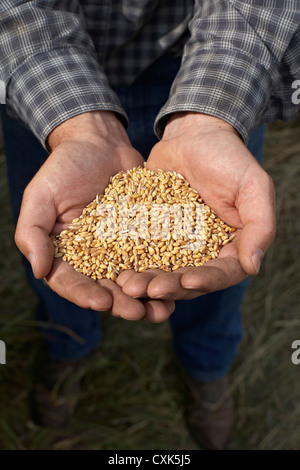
[238,171,276,275]
[14,182,56,279]
[238,222,275,275]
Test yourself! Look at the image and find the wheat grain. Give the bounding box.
[52,166,236,281]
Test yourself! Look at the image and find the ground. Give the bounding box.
[0,113,299,450]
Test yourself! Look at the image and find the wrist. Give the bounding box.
[47,110,130,151]
[163,112,240,140]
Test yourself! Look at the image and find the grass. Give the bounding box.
[0,113,300,450]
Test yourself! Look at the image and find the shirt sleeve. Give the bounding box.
[0,0,127,149]
[154,0,300,143]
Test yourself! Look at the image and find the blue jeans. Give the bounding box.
[0,55,265,382]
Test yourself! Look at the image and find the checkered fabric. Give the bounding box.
[0,0,300,148]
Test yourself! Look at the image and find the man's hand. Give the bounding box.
[117,112,276,300]
[14,111,175,322]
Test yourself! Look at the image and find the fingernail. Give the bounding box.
[252,248,264,274]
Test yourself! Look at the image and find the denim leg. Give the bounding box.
[0,106,102,360]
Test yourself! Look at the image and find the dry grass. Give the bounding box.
[0,113,299,450]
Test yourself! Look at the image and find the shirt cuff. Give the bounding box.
[6,47,128,150]
[154,48,273,144]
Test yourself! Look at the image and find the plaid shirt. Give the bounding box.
[0,0,300,148]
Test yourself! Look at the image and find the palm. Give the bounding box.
[37,140,143,234]
[149,129,256,229]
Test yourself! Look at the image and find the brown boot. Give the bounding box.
[184,375,234,450]
[29,349,82,429]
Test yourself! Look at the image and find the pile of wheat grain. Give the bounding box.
[52,166,235,281]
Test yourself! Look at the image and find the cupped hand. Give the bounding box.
[117,112,276,301]
[14,111,175,322]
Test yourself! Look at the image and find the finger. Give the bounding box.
[238,170,276,275]
[121,269,205,301]
[146,271,185,299]
[15,182,56,279]
[181,257,247,293]
[99,279,146,320]
[115,269,142,288]
[117,269,160,298]
[143,299,176,323]
[147,269,206,300]
[45,259,113,311]
[239,221,275,275]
